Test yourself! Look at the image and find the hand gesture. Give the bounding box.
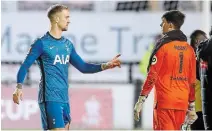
[102,54,121,70]
[13,87,23,105]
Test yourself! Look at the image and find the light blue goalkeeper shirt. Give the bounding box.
[17,32,102,103]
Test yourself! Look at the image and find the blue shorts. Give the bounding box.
[39,101,71,130]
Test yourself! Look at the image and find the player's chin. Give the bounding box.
[62,28,68,31]
[162,28,168,34]
[161,29,165,34]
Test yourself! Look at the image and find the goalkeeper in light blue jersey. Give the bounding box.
[12,4,121,130]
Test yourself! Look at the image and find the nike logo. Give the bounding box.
[50,46,55,49]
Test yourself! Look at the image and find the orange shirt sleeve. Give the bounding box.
[140,46,165,96]
[189,49,196,102]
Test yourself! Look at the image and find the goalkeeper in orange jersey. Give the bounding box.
[134,10,197,130]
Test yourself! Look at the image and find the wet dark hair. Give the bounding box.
[190,30,206,49]
[162,10,185,29]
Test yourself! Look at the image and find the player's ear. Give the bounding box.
[168,22,174,30]
[169,23,172,28]
[53,15,59,23]
[56,17,60,23]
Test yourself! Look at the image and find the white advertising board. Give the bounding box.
[1,12,203,62]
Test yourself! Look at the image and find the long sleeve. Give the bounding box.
[69,46,102,73]
[189,49,196,102]
[17,39,43,83]
[140,46,165,96]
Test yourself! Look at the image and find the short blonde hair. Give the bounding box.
[47,4,69,21]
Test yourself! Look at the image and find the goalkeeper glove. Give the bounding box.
[134,95,147,121]
[181,123,191,131]
[181,102,198,130]
[186,102,198,125]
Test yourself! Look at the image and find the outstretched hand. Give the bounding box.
[109,54,121,68]
[101,54,121,70]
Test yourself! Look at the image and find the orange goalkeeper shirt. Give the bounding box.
[140,41,196,110]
